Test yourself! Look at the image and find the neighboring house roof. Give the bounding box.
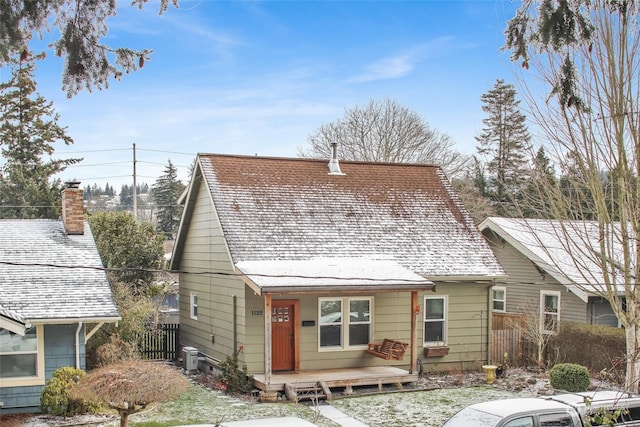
[173,154,505,292]
[0,219,120,323]
[0,304,29,335]
[479,217,627,302]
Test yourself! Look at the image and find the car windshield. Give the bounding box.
[442,407,501,427]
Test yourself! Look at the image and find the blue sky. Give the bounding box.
[3,0,522,190]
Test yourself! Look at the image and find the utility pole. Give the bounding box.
[133,143,137,219]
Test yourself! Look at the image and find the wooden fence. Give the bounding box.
[138,323,180,361]
[491,312,533,366]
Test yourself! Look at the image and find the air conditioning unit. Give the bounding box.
[182,346,198,372]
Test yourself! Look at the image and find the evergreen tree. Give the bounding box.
[475,79,531,216]
[521,147,557,218]
[120,184,132,208]
[151,160,185,238]
[0,52,80,219]
[88,211,164,292]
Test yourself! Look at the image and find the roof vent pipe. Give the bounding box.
[328,142,344,175]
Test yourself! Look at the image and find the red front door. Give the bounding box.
[271,300,296,372]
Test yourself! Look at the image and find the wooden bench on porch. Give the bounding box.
[365,339,408,361]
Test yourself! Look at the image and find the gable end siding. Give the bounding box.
[483,231,588,324]
[178,179,246,365]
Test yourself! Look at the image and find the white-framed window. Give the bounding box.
[190,292,198,320]
[0,325,45,387]
[424,296,447,346]
[318,297,372,350]
[492,286,506,312]
[540,290,560,334]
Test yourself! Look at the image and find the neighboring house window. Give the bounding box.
[540,290,560,334]
[424,296,447,346]
[190,292,198,320]
[492,286,506,312]
[0,325,45,387]
[319,297,371,350]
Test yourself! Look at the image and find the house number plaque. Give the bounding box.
[251,309,263,316]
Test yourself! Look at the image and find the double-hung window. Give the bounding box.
[492,286,506,312]
[540,290,560,334]
[319,297,371,350]
[0,326,45,386]
[190,292,198,320]
[424,296,447,346]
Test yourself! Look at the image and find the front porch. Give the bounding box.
[253,366,419,394]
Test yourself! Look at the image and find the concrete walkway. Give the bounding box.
[314,403,369,427]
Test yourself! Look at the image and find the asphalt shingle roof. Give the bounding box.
[198,155,504,279]
[480,217,629,301]
[0,219,120,322]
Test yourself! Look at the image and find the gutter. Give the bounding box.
[27,316,121,325]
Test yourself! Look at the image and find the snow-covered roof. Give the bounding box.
[479,217,628,302]
[181,154,504,288]
[0,219,120,323]
[0,304,29,335]
[236,258,435,294]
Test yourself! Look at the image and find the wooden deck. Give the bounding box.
[253,366,419,393]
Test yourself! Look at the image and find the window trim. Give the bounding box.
[540,290,560,334]
[318,296,372,352]
[492,286,506,312]
[190,292,198,320]
[424,295,447,347]
[0,324,45,387]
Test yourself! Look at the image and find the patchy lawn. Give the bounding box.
[128,377,538,427]
[129,384,339,427]
[330,386,525,427]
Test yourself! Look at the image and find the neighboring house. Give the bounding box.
[0,183,120,414]
[170,152,505,393]
[479,217,620,330]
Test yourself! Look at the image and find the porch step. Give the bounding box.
[284,381,332,402]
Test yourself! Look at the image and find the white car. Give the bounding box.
[442,390,640,427]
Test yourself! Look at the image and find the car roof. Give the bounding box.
[467,398,573,418]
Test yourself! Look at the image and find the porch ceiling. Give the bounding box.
[235,258,435,295]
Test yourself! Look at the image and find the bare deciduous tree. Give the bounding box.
[71,361,188,427]
[507,0,640,392]
[299,98,470,178]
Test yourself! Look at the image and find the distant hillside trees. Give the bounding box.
[151,160,185,238]
[0,51,80,219]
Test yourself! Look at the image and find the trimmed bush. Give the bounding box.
[550,363,591,392]
[40,367,87,416]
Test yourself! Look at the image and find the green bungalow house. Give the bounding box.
[170,151,505,395]
[0,183,120,413]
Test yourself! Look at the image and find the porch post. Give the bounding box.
[264,294,272,386]
[410,291,418,374]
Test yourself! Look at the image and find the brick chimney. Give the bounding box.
[62,181,84,235]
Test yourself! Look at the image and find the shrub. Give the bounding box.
[217,349,254,394]
[94,334,140,367]
[40,367,87,416]
[550,363,591,392]
[548,322,625,382]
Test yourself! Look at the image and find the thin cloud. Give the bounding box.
[349,55,414,83]
[347,36,463,84]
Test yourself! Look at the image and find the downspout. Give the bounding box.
[233,295,237,351]
[75,322,83,369]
